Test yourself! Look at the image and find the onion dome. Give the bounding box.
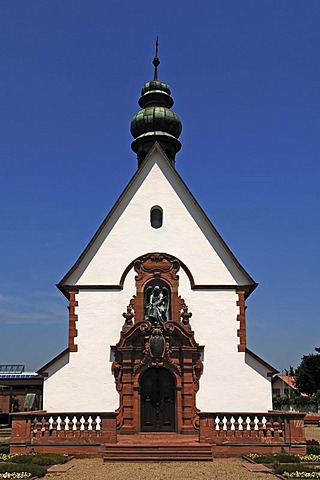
[130,41,182,167]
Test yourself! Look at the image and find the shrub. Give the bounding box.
[0,446,9,455]
[247,453,300,463]
[11,453,69,466]
[307,440,320,445]
[276,453,301,463]
[307,445,320,455]
[274,464,315,474]
[0,463,47,477]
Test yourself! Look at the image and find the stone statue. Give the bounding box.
[145,285,169,326]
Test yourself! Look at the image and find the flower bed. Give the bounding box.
[246,452,320,479]
[275,465,320,478]
[0,463,46,478]
[0,453,70,478]
[0,474,32,479]
[0,475,32,479]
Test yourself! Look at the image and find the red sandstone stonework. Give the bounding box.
[236,289,247,352]
[112,253,203,434]
[68,290,78,352]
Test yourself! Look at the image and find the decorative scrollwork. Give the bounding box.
[192,408,200,430]
[192,353,204,392]
[122,304,134,327]
[181,302,192,327]
[132,321,183,376]
[111,361,123,392]
[140,321,152,334]
[134,253,180,283]
[115,405,124,430]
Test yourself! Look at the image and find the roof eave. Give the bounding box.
[37,348,69,377]
[246,348,278,376]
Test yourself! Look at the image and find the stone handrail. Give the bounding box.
[10,411,117,454]
[199,411,305,446]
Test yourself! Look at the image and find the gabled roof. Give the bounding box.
[246,348,278,376]
[57,143,257,298]
[37,348,69,376]
[275,375,297,389]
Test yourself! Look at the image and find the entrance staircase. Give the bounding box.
[0,428,11,439]
[104,433,213,461]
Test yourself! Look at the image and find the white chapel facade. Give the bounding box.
[40,51,275,434]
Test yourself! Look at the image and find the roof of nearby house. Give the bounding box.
[276,375,296,389]
[273,374,309,397]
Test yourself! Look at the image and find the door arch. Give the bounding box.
[140,367,175,432]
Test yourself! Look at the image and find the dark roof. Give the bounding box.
[246,348,278,375]
[37,348,69,376]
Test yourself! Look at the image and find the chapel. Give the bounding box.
[39,48,276,435]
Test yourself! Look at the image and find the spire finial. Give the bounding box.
[131,41,182,166]
[152,36,160,80]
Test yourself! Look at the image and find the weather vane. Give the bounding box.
[153,36,160,81]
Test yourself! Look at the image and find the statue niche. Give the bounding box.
[141,280,172,363]
[144,280,170,326]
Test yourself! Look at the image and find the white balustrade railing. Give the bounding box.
[213,414,270,431]
[32,414,102,434]
[200,412,287,440]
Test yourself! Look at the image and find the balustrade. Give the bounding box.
[10,411,117,454]
[31,413,102,437]
[10,410,305,455]
[212,413,284,436]
[199,411,305,446]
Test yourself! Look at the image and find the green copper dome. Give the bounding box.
[131,107,182,139]
[130,48,182,167]
[141,80,171,96]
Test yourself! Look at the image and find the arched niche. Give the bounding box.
[144,279,171,324]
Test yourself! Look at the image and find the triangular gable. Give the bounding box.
[58,143,257,296]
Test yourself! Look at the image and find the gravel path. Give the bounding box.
[46,458,269,480]
[306,426,320,442]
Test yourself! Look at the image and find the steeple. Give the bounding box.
[130,41,182,167]
[153,36,160,81]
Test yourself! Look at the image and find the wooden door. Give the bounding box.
[141,368,175,432]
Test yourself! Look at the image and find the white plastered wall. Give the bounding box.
[65,149,250,288]
[43,269,136,411]
[44,148,272,412]
[44,267,272,412]
[178,270,272,412]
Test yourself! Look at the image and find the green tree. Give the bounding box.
[295,347,320,395]
[288,365,296,377]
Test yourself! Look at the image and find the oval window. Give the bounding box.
[150,207,163,229]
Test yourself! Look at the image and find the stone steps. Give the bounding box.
[116,433,199,445]
[104,437,213,461]
[0,428,11,438]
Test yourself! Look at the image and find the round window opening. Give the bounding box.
[150,207,163,229]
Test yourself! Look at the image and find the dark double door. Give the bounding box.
[140,368,175,432]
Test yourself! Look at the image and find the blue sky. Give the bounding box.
[0,0,319,373]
